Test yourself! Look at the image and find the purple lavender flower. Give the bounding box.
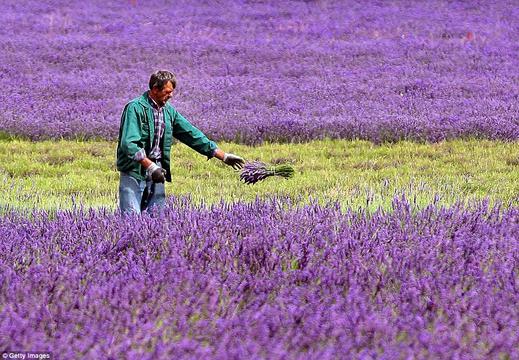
[0,1,518,142]
[240,161,294,184]
[0,197,518,358]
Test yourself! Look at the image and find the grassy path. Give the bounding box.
[0,139,517,212]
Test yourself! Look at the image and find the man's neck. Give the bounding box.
[148,92,163,108]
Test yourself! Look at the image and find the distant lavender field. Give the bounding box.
[1,198,518,358]
[1,0,518,143]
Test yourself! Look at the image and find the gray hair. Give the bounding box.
[149,70,177,90]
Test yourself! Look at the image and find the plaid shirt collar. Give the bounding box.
[146,92,166,161]
[147,93,164,109]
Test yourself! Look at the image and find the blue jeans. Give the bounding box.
[118,172,166,215]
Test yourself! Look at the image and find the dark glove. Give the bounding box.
[223,153,245,170]
[151,168,167,183]
[146,163,166,183]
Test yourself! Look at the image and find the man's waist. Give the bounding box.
[148,149,162,162]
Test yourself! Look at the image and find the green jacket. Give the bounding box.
[116,92,217,182]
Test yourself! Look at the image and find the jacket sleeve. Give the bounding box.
[118,103,146,160]
[172,110,218,158]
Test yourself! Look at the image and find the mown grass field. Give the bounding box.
[1,138,517,212]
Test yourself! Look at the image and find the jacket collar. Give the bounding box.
[137,91,152,109]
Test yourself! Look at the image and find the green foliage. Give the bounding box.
[0,139,517,212]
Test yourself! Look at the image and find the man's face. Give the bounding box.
[150,81,174,107]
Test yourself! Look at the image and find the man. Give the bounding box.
[116,70,244,214]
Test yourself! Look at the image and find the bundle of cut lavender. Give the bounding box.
[240,161,295,185]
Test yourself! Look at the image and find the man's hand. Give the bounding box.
[223,153,245,170]
[144,161,166,183]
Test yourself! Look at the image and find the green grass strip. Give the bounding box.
[0,138,517,212]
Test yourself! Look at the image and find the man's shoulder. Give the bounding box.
[124,93,148,111]
[165,103,178,117]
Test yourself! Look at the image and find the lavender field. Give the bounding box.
[0,0,518,143]
[1,198,518,359]
[1,0,519,359]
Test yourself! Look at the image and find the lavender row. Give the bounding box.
[0,0,518,143]
[1,197,518,358]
